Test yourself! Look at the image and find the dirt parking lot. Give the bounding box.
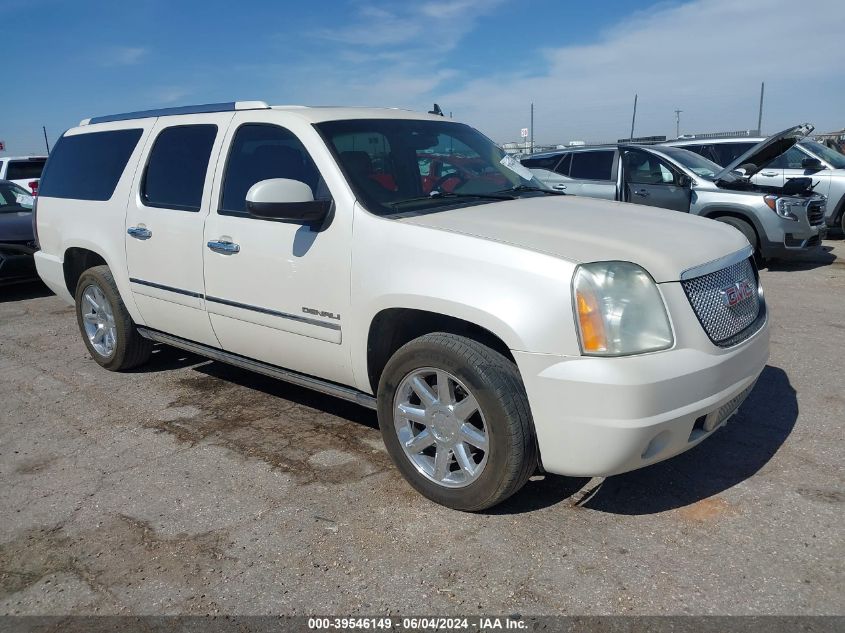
[1,242,843,616]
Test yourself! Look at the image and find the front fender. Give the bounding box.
[348,209,580,392]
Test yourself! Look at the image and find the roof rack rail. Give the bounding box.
[81,101,270,126]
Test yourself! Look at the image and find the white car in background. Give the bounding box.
[0,155,47,194]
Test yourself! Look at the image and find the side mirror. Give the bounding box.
[801,157,824,170]
[676,173,692,188]
[245,178,332,225]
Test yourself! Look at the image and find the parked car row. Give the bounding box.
[522,125,830,263]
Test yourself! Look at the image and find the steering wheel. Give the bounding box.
[431,172,469,193]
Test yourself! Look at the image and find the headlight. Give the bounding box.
[763,195,800,221]
[573,262,673,356]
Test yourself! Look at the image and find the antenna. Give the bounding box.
[630,94,638,140]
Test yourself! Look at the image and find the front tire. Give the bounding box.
[74,265,152,371]
[377,333,537,511]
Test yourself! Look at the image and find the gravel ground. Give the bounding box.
[1,242,842,616]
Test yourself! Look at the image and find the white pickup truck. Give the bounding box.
[33,101,769,510]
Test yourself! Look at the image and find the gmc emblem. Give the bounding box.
[720,279,755,307]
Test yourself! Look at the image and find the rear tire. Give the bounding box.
[74,265,152,371]
[715,216,763,266]
[377,333,537,511]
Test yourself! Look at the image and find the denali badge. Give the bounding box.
[302,307,340,320]
[720,279,754,307]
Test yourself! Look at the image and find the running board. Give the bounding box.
[137,327,377,410]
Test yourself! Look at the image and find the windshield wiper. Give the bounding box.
[389,190,515,209]
[500,184,564,195]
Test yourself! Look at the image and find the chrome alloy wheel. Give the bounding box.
[80,284,117,358]
[393,368,489,488]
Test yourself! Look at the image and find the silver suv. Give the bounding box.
[667,131,845,234]
[523,125,826,261]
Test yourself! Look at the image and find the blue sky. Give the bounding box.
[2,0,843,155]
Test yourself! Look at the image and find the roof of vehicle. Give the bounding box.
[524,143,693,161]
[0,155,48,161]
[79,100,450,127]
[664,138,765,146]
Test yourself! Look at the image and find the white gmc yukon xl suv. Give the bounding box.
[34,101,769,510]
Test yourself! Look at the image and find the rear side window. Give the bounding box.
[681,144,719,163]
[569,151,614,180]
[38,129,142,201]
[714,142,755,166]
[521,155,562,170]
[6,159,46,181]
[220,124,324,216]
[142,125,217,211]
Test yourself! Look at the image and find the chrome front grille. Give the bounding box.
[681,257,765,347]
[808,200,825,226]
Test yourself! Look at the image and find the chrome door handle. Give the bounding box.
[633,189,649,197]
[207,240,240,254]
[761,172,778,177]
[552,184,567,191]
[127,226,152,240]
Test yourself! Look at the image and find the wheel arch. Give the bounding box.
[365,307,517,395]
[702,207,764,248]
[63,246,108,296]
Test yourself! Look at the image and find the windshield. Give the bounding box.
[315,119,547,216]
[0,181,34,213]
[801,141,845,169]
[658,146,723,180]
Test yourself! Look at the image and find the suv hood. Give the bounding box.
[398,196,749,283]
[716,123,814,181]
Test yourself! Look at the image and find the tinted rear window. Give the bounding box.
[38,129,143,201]
[569,151,614,180]
[142,125,217,211]
[6,159,45,181]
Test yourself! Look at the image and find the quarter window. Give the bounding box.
[569,151,614,181]
[220,124,326,216]
[142,125,217,212]
[37,129,143,201]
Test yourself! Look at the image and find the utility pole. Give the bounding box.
[630,94,638,141]
[757,82,765,134]
[42,126,50,153]
[529,102,534,154]
[674,109,683,138]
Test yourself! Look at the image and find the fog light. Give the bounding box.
[702,411,722,433]
[641,430,671,460]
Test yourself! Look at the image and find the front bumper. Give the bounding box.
[760,199,827,258]
[514,319,769,477]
